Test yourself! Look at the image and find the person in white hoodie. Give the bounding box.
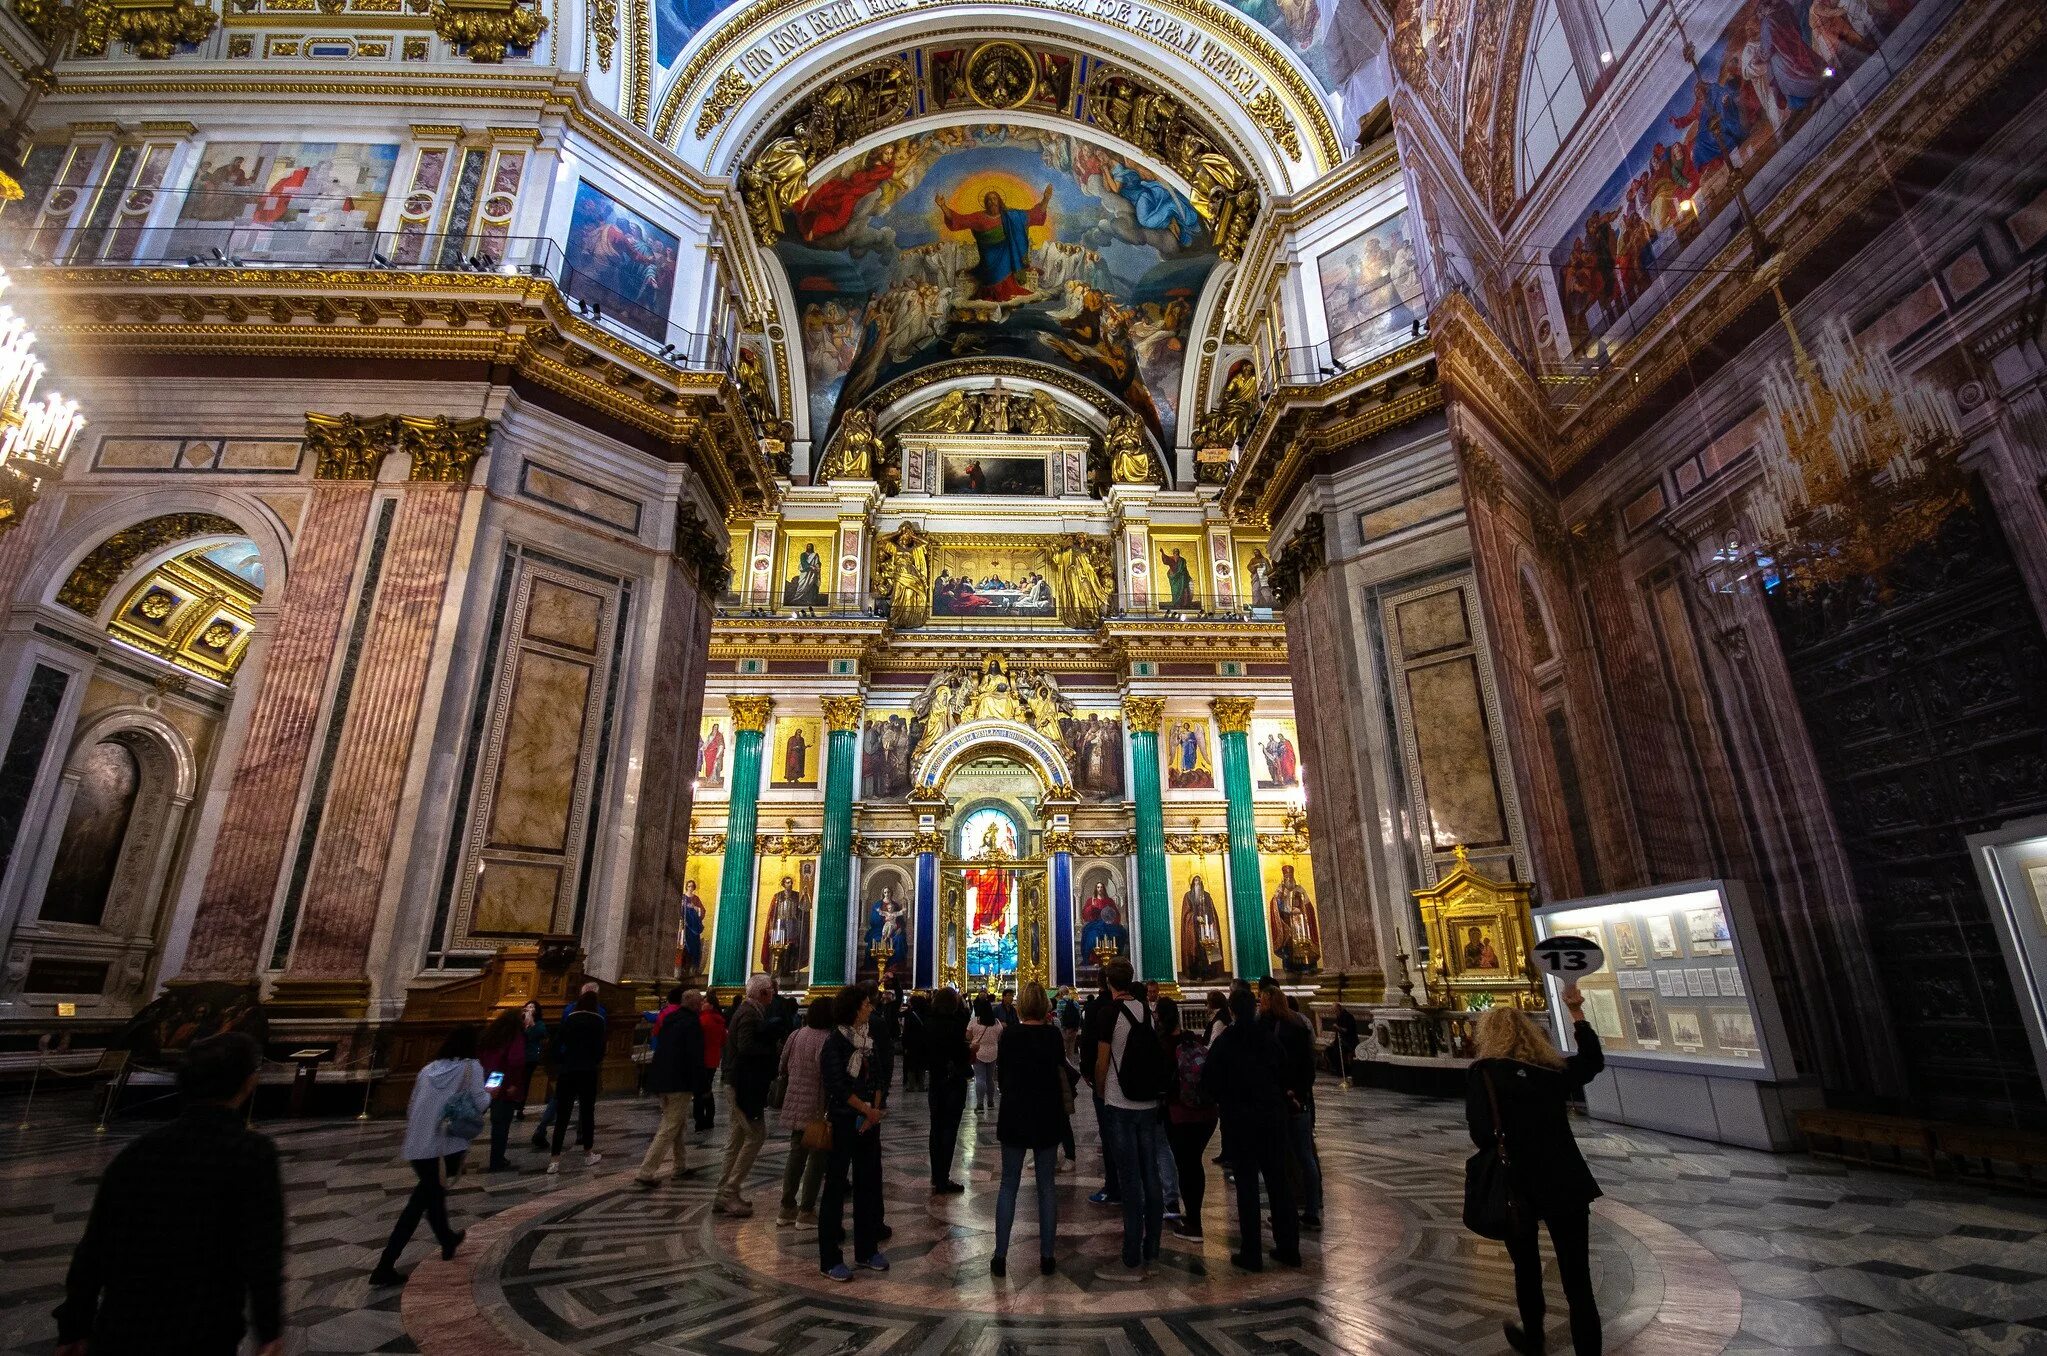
[370,1026,489,1286]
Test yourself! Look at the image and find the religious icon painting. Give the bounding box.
[1235,536,1277,610]
[562,180,680,340]
[1164,717,1216,790]
[858,863,914,986]
[929,543,1059,621]
[1646,913,1684,959]
[770,716,823,788]
[1169,850,1231,981]
[1251,718,1303,792]
[861,709,916,800]
[676,854,720,980]
[780,530,835,609]
[169,141,401,263]
[754,855,817,986]
[694,714,729,795]
[1152,532,1205,611]
[1261,852,1320,977]
[1057,707,1125,801]
[1316,210,1423,366]
[939,452,1048,496]
[1076,865,1132,983]
[1611,919,1645,969]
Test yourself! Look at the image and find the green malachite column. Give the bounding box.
[1125,696,1173,983]
[712,696,771,988]
[1213,697,1272,981]
[810,695,863,987]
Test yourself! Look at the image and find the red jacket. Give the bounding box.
[699,1007,727,1070]
[479,1037,525,1102]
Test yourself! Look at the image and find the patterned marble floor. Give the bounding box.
[3,1077,2046,1355]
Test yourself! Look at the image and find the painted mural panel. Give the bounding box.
[169,141,399,262]
[1317,211,1424,364]
[1165,716,1216,791]
[1170,848,1232,981]
[1061,709,1126,802]
[862,709,916,799]
[1262,852,1320,978]
[770,715,822,788]
[858,861,914,984]
[655,0,744,66]
[1551,0,1925,350]
[774,127,1215,448]
[930,543,1058,621]
[677,853,720,977]
[755,854,816,984]
[1221,0,1386,139]
[1251,717,1302,793]
[564,181,680,340]
[694,713,729,795]
[780,528,834,607]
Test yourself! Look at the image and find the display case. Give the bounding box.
[1966,815,2047,1097]
[1534,880,1814,1149]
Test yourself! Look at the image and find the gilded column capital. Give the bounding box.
[1210,696,1256,734]
[1042,828,1077,855]
[305,412,397,481]
[1123,695,1166,734]
[910,827,946,855]
[728,695,774,732]
[399,414,492,483]
[821,695,864,732]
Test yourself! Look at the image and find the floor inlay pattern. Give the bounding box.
[3,1082,2046,1354]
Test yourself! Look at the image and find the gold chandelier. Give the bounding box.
[0,265,85,534]
[1748,276,1966,594]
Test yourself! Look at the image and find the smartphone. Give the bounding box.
[854,1115,870,1134]
[485,1071,505,1090]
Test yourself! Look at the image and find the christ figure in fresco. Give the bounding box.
[936,185,1052,303]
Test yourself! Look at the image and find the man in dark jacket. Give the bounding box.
[1202,989,1300,1271]
[714,975,778,1215]
[57,1033,285,1356]
[548,990,608,1172]
[635,988,706,1188]
[1261,982,1324,1228]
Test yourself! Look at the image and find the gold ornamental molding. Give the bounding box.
[1072,832,1134,857]
[1122,695,1166,734]
[820,694,865,732]
[16,0,221,59]
[1222,354,1442,524]
[21,266,776,515]
[653,0,1339,170]
[688,833,726,856]
[856,836,918,858]
[1209,695,1254,733]
[429,0,549,63]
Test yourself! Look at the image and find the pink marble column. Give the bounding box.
[283,481,470,979]
[618,557,714,982]
[181,482,377,979]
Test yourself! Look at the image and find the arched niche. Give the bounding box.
[913,719,1076,802]
[2,708,198,1012]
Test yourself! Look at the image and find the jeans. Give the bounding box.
[994,1143,1059,1261]
[635,1091,691,1182]
[929,1076,967,1185]
[779,1130,826,1217]
[817,1115,883,1269]
[1225,1110,1298,1267]
[379,1152,465,1268]
[1166,1116,1218,1235]
[1098,1103,1164,1267]
[549,1069,598,1155]
[487,1097,517,1168]
[1092,1092,1119,1197]
[715,1086,766,1203]
[1154,1115,1181,1206]
[1503,1206,1602,1354]
[972,1060,997,1110]
[1286,1104,1324,1219]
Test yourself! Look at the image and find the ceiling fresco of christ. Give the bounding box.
[772,125,1219,450]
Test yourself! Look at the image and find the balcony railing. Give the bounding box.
[717,589,882,620]
[1109,591,1279,623]
[1268,291,1430,388]
[0,226,731,375]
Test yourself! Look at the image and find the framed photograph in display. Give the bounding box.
[1667,1008,1705,1051]
[1713,1009,1760,1057]
[1581,987,1624,1041]
[1612,919,1645,968]
[1965,818,2047,1098]
[1627,995,1660,1047]
[1646,914,1683,958]
[1686,904,1733,955]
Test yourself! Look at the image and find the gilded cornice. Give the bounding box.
[23,266,776,513]
[1105,621,1288,664]
[1221,350,1442,523]
[1209,695,1254,733]
[1429,290,1551,473]
[653,0,1340,169]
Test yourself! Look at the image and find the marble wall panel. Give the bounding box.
[486,651,592,853]
[1395,589,1470,656]
[474,860,563,935]
[1405,656,1509,850]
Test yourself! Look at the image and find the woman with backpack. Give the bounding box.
[1158,1001,1218,1241]
[968,995,1003,1112]
[1466,983,1606,1355]
[370,1026,489,1286]
[990,981,1070,1277]
[477,1008,526,1172]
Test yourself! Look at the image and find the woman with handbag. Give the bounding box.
[968,996,1003,1112]
[989,982,1070,1277]
[775,997,835,1227]
[370,1026,489,1286]
[817,985,888,1282]
[1465,984,1606,1355]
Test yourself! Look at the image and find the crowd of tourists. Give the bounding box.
[53,967,1610,1354]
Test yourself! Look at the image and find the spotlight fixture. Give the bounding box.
[1599,50,1612,63]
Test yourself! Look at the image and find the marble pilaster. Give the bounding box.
[1123,696,1172,983]
[810,695,862,987]
[710,695,770,988]
[1212,696,1271,982]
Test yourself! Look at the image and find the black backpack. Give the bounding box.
[1110,1001,1171,1103]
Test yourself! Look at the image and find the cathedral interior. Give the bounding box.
[2,0,2047,1349]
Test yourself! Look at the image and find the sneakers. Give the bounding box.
[713,1198,754,1217]
[1087,1190,1120,1206]
[796,1210,818,1228]
[1164,1202,1183,1221]
[776,1210,797,1227]
[823,1263,854,1282]
[545,1158,561,1175]
[367,1265,405,1287]
[584,1152,603,1168]
[857,1251,890,1271]
[1171,1218,1203,1241]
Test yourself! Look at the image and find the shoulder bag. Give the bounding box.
[1462,1066,1524,1240]
[801,1116,833,1152]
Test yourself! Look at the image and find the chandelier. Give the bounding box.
[0,265,85,533]
[1747,278,1967,594]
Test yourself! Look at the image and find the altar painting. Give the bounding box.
[862,709,917,800]
[1059,708,1125,801]
[770,716,822,788]
[780,529,834,608]
[675,855,719,978]
[694,714,729,795]
[929,543,1058,620]
[858,863,913,984]
[1252,717,1302,792]
[1550,0,1925,351]
[1261,851,1321,977]
[772,126,1215,449]
[1169,850,1232,982]
[960,806,1022,983]
[753,854,816,984]
[1076,865,1131,985]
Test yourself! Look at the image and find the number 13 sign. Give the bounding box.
[1533,935,1605,976]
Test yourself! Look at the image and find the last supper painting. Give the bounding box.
[772,125,1216,448]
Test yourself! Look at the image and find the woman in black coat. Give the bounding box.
[990,982,1070,1277]
[817,985,888,1281]
[924,987,972,1192]
[1466,984,1606,1355]
[1199,988,1299,1272]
